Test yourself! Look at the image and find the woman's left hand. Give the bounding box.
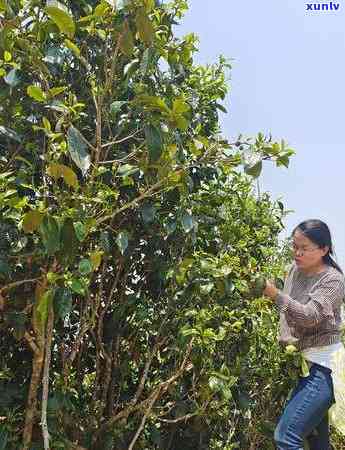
[263,279,280,301]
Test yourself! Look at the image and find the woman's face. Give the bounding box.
[292,229,329,271]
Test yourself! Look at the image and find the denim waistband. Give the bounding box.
[306,360,332,375]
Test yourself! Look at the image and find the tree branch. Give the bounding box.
[128,388,161,450]
[97,178,167,225]
[41,306,54,450]
[0,277,40,294]
[101,129,142,149]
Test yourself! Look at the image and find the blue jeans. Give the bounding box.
[274,362,335,450]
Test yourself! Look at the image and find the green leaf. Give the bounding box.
[27,85,46,102]
[67,125,91,175]
[45,1,76,39]
[100,231,112,253]
[181,213,194,233]
[70,279,86,295]
[140,204,156,224]
[276,154,290,168]
[4,51,11,62]
[47,163,79,188]
[78,258,93,275]
[119,20,134,56]
[90,251,103,270]
[94,2,110,16]
[49,86,67,97]
[0,0,8,13]
[215,103,227,113]
[209,376,223,393]
[40,216,60,255]
[110,101,127,116]
[64,38,80,56]
[22,210,44,233]
[124,59,140,79]
[73,222,87,241]
[117,164,139,177]
[116,231,129,255]
[135,8,154,45]
[59,218,78,266]
[4,68,21,87]
[145,124,164,162]
[244,160,262,178]
[136,94,171,114]
[54,287,72,320]
[172,98,190,114]
[0,126,21,142]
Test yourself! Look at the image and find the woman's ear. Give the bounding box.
[322,246,330,257]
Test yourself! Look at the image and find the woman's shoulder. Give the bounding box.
[323,265,345,283]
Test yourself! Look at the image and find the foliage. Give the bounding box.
[0,1,333,449]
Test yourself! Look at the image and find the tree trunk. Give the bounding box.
[22,348,44,450]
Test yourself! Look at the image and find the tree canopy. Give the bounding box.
[0,1,330,450]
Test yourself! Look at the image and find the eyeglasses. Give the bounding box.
[291,244,320,255]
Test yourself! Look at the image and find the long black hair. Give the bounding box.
[293,219,343,274]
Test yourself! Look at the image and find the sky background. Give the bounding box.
[176,0,345,269]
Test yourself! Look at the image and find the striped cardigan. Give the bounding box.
[275,262,345,351]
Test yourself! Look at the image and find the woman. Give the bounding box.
[263,219,345,450]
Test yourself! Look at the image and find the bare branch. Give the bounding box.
[101,129,143,149]
[128,389,161,450]
[97,178,167,225]
[131,337,168,406]
[24,332,40,355]
[0,277,40,294]
[94,338,194,441]
[158,412,198,424]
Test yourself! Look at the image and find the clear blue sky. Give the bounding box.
[177,0,345,269]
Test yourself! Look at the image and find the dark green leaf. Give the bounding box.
[67,125,91,175]
[110,101,127,116]
[244,160,262,178]
[181,213,194,233]
[73,221,87,242]
[276,154,290,168]
[40,216,60,255]
[78,258,93,275]
[0,125,22,143]
[141,204,156,223]
[145,124,163,162]
[215,103,227,113]
[70,279,86,295]
[100,231,112,253]
[59,218,78,265]
[54,287,72,320]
